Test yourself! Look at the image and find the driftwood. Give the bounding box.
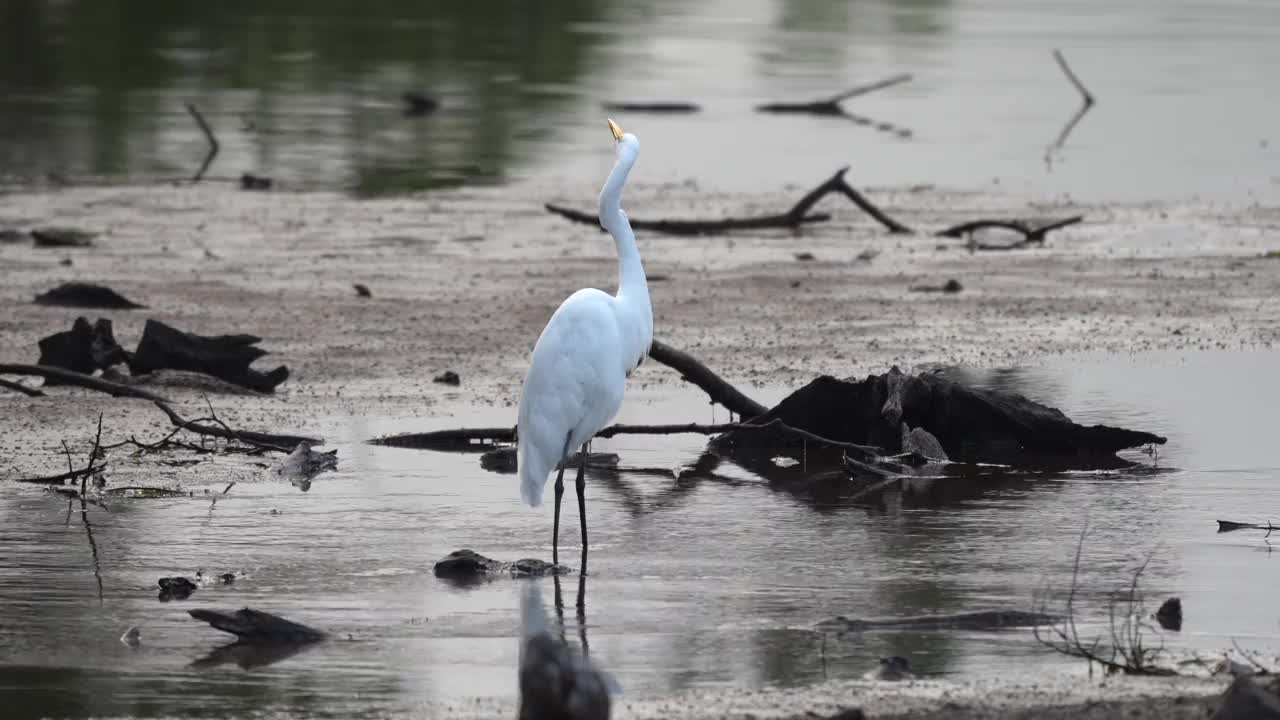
[154,399,320,452]
[37,317,128,381]
[648,339,767,418]
[602,101,700,114]
[128,319,289,393]
[0,363,170,402]
[185,103,219,183]
[545,166,912,236]
[189,608,326,644]
[1045,50,1096,166]
[1218,520,1276,535]
[756,74,912,116]
[714,367,1165,470]
[937,216,1084,247]
[34,282,145,309]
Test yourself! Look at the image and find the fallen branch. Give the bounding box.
[545,166,912,236]
[756,74,912,115]
[153,399,320,453]
[0,363,170,403]
[648,339,767,418]
[1045,50,1096,165]
[1218,519,1276,535]
[0,378,44,397]
[935,216,1083,245]
[186,103,220,183]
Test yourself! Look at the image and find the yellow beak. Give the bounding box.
[607,118,624,142]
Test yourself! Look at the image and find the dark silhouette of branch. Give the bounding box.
[153,399,319,452]
[545,166,911,236]
[756,74,912,115]
[601,101,700,114]
[647,339,768,417]
[0,363,171,402]
[936,216,1084,248]
[1045,50,1096,165]
[0,378,44,396]
[186,103,220,183]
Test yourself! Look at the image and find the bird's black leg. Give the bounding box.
[577,440,589,574]
[552,463,567,568]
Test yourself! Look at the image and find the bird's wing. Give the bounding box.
[517,289,625,506]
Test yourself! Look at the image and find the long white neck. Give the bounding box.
[598,146,649,307]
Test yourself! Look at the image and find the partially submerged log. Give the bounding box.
[34,282,145,309]
[545,166,912,236]
[818,610,1058,633]
[1217,520,1276,534]
[714,367,1166,470]
[433,549,569,585]
[31,227,96,248]
[128,319,288,393]
[188,608,327,644]
[936,216,1083,246]
[602,101,700,114]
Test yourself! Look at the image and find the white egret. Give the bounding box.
[517,118,653,570]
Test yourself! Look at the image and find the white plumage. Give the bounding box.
[515,119,652,567]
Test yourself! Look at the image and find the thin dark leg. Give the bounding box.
[576,441,588,574]
[552,573,567,645]
[576,570,589,651]
[552,463,566,567]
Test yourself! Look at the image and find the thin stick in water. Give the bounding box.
[186,103,220,183]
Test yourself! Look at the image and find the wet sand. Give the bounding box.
[1,180,1277,717]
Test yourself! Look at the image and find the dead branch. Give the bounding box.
[0,378,44,397]
[1045,50,1096,165]
[648,339,768,418]
[936,216,1083,245]
[13,464,107,485]
[601,101,700,114]
[186,103,220,183]
[1218,519,1277,534]
[0,363,171,403]
[1035,524,1176,676]
[756,74,912,115]
[154,399,320,453]
[545,166,912,236]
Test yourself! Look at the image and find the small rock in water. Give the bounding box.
[120,626,142,648]
[1155,596,1182,631]
[353,283,372,298]
[863,656,913,681]
[220,572,236,584]
[433,549,569,583]
[433,370,461,386]
[0,229,29,244]
[157,576,197,601]
[793,251,815,261]
[402,91,440,117]
[240,173,273,191]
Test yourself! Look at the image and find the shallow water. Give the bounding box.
[2,349,1279,718]
[1,0,1278,202]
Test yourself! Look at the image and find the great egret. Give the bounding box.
[517,118,652,570]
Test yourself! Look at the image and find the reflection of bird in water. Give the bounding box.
[863,655,913,681]
[517,118,653,571]
[518,581,615,720]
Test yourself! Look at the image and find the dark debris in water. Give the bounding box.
[34,282,146,309]
[433,370,461,386]
[158,576,197,601]
[433,549,570,585]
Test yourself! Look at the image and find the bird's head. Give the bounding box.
[607,117,639,162]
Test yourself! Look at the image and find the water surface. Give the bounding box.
[2,349,1278,718]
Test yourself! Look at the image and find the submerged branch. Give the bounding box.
[1045,50,1096,165]
[186,103,220,183]
[0,378,45,397]
[756,74,913,115]
[0,363,171,403]
[936,216,1084,247]
[153,399,320,453]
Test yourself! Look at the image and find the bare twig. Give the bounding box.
[935,216,1084,244]
[186,103,220,183]
[545,166,912,236]
[153,399,319,452]
[1045,50,1096,165]
[0,378,44,396]
[0,363,170,402]
[756,74,913,115]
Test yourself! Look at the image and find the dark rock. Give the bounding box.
[34,282,145,309]
[220,573,236,584]
[353,283,371,298]
[433,370,461,386]
[794,252,816,261]
[433,549,568,584]
[37,317,128,381]
[402,92,439,117]
[240,173,272,191]
[909,278,963,293]
[158,576,197,601]
[31,227,96,247]
[128,319,288,393]
[0,229,28,243]
[822,710,867,720]
[58,257,73,266]
[863,656,913,681]
[1155,597,1182,631]
[188,607,326,644]
[713,367,1166,470]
